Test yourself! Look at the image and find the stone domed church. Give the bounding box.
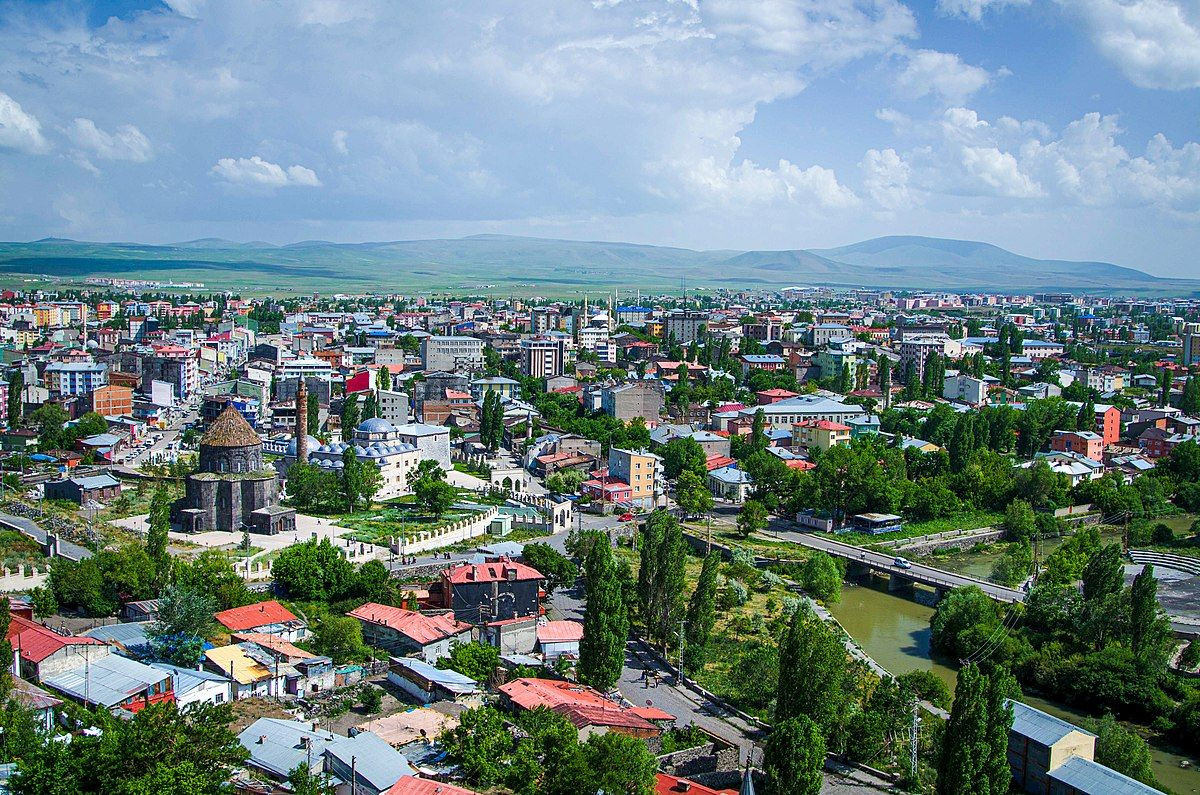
[172,404,296,534]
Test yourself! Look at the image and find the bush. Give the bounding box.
[1151,523,1175,544]
[721,579,749,609]
[360,685,383,714]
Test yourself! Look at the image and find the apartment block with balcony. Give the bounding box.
[607,447,663,510]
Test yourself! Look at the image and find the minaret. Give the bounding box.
[295,378,308,464]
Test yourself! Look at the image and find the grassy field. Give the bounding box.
[337,505,484,545]
[0,529,47,570]
[819,510,1004,547]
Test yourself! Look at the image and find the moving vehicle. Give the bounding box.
[892,556,912,569]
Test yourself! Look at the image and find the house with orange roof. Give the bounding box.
[347,603,472,662]
[792,419,851,452]
[497,677,668,740]
[215,600,307,641]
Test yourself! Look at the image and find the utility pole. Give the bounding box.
[909,700,920,786]
[350,755,357,795]
[677,619,686,687]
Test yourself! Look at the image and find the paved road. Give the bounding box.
[771,529,1027,604]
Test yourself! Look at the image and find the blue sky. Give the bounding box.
[0,0,1198,276]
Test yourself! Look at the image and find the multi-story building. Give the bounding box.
[607,447,663,510]
[943,373,992,406]
[898,337,946,382]
[377,388,410,425]
[421,335,483,373]
[1183,322,1200,366]
[663,309,708,343]
[44,362,107,397]
[520,336,567,378]
[734,394,866,430]
[92,384,134,417]
[142,355,199,401]
[792,419,851,452]
[1050,430,1104,462]
[600,380,664,422]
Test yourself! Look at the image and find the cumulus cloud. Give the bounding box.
[937,0,1030,21]
[332,129,349,155]
[68,118,153,162]
[893,49,1002,104]
[860,148,914,209]
[210,156,322,188]
[872,106,1200,212]
[1059,0,1200,90]
[0,91,48,153]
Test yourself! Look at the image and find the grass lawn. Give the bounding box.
[337,505,484,545]
[0,529,47,570]
[819,509,1004,547]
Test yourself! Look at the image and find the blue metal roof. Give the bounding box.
[1009,700,1094,747]
[1049,755,1160,795]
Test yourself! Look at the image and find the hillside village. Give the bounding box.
[0,285,1196,794]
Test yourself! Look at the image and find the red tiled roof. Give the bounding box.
[498,677,667,733]
[784,459,816,470]
[347,603,471,646]
[231,632,314,659]
[704,454,735,471]
[536,620,584,643]
[445,557,544,585]
[631,706,675,721]
[214,600,298,632]
[553,703,657,732]
[7,614,101,663]
[386,776,479,795]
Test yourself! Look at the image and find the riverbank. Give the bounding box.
[825,576,1200,795]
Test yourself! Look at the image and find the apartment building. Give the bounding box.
[520,336,567,378]
[44,362,107,396]
[663,309,708,343]
[377,388,410,425]
[92,384,134,417]
[421,335,484,373]
[1182,322,1200,366]
[600,380,664,422]
[607,447,663,510]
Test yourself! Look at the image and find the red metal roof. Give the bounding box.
[214,600,298,632]
[535,620,584,643]
[385,776,479,795]
[7,614,101,664]
[347,603,471,646]
[655,773,737,795]
[498,677,667,733]
[445,558,543,585]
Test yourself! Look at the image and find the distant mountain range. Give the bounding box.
[0,234,1194,296]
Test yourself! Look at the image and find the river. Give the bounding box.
[825,576,1200,795]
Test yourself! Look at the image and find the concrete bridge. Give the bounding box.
[771,529,1027,604]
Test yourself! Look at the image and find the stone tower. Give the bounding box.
[295,377,308,464]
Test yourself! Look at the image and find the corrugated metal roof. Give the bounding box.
[1048,755,1160,795]
[42,654,169,708]
[389,657,479,695]
[1009,700,1094,747]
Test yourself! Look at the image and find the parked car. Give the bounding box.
[893,556,912,569]
[618,512,634,522]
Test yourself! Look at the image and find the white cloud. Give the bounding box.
[893,49,1000,104]
[163,0,205,18]
[878,106,1200,212]
[67,118,153,162]
[332,129,349,155]
[0,91,48,153]
[210,156,322,188]
[937,0,1029,21]
[1059,0,1200,89]
[860,147,914,209]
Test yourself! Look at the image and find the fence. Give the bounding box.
[0,565,49,592]
[389,505,500,556]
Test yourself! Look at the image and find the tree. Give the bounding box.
[763,716,825,795]
[579,539,628,691]
[311,616,366,663]
[355,558,391,601]
[1081,543,1124,602]
[173,549,254,611]
[736,499,768,538]
[637,509,687,649]
[1002,499,1036,542]
[6,370,22,427]
[146,482,172,593]
[676,470,713,519]
[936,665,1016,795]
[288,763,337,795]
[340,395,360,437]
[12,701,248,795]
[28,402,69,450]
[776,605,851,742]
[545,468,587,495]
[437,641,500,683]
[930,586,1004,661]
[413,463,456,518]
[801,551,842,603]
[1087,713,1160,789]
[521,543,577,594]
[1129,564,1172,674]
[272,538,356,601]
[1182,375,1200,417]
[569,732,657,795]
[683,553,719,673]
[0,597,10,700]
[375,365,392,391]
[990,541,1033,587]
[660,436,706,481]
[307,390,320,435]
[148,584,217,667]
[341,449,381,512]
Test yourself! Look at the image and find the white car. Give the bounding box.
[893,556,913,570]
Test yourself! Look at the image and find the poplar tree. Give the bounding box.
[936,664,1016,795]
[579,539,628,691]
[682,553,719,672]
[637,510,686,649]
[763,715,825,795]
[776,604,851,743]
[1081,543,1123,602]
[146,482,172,593]
[306,391,320,435]
[7,370,22,427]
[1130,564,1172,674]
